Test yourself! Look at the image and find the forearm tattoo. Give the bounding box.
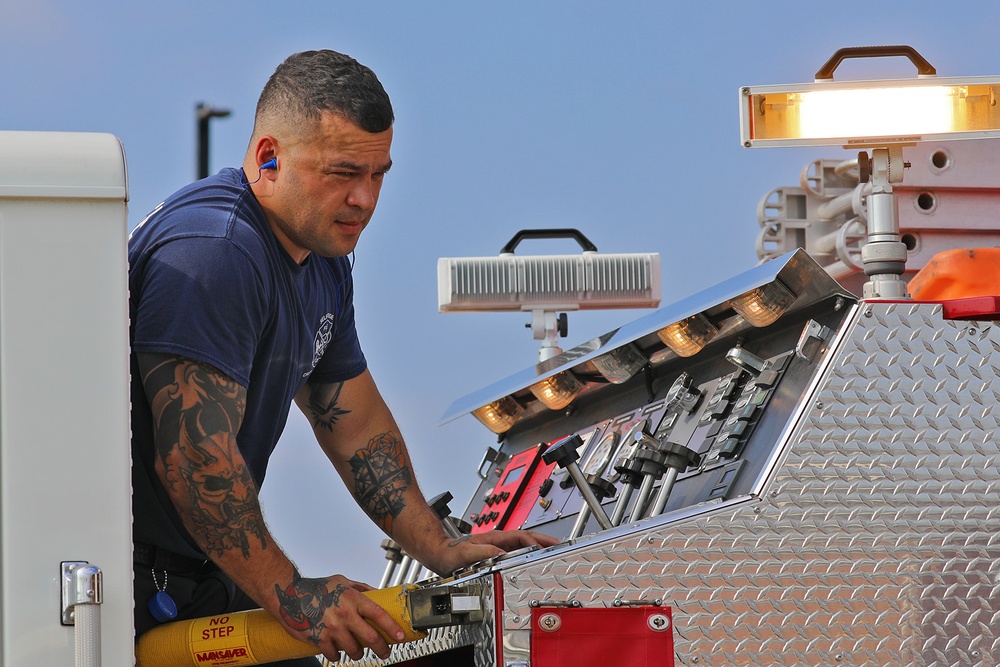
[304,381,351,431]
[275,571,348,645]
[349,432,412,533]
[143,356,266,559]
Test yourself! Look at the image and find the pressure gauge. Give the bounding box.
[612,419,649,472]
[580,430,620,477]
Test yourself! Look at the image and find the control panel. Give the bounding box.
[464,305,846,544]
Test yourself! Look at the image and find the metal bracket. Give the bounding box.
[795,319,832,361]
[61,561,102,625]
[477,446,507,480]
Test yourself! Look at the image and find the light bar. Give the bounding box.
[529,371,583,411]
[657,313,718,357]
[438,252,661,312]
[592,344,646,384]
[471,396,524,434]
[740,76,1000,148]
[730,280,796,327]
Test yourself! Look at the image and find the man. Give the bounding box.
[129,49,556,665]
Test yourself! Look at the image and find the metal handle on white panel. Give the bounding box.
[62,562,103,667]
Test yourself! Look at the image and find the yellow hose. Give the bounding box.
[135,584,425,667]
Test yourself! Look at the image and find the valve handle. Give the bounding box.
[814,45,936,81]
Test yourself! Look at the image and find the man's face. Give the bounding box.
[263,112,393,262]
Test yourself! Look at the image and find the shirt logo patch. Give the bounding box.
[306,313,336,377]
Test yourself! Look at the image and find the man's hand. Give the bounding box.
[275,572,405,662]
[424,529,561,576]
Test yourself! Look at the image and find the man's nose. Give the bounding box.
[347,176,378,210]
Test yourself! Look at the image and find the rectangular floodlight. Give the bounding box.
[438,252,661,312]
[740,76,1000,148]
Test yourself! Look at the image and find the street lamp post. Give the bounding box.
[196,102,231,180]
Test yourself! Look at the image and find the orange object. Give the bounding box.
[908,248,1000,300]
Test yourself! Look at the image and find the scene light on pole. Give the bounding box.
[438,228,660,362]
[739,45,1000,300]
[740,46,1000,148]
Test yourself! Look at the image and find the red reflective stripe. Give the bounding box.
[940,295,1000,321]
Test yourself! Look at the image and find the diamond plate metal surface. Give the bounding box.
[323,578,496,667]
[501,302,1000,667]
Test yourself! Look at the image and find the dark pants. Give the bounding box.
[134,547,321,666]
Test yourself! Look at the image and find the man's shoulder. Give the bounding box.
[130,169,273,262]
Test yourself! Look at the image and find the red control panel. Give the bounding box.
[471,443,549,533]
[504,449,558,531]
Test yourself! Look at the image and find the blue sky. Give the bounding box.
[5,0,999,583]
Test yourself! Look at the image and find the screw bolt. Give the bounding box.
[648,613,670,631]
[538,613,561,632]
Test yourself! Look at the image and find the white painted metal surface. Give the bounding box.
[0,131,133,666]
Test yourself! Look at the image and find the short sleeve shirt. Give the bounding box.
[128,167,367,558]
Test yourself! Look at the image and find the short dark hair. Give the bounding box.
[254,50,394,136]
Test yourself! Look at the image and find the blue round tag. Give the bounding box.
[148,590,178,623]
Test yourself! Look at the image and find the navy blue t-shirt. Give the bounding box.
[129,167,367,559]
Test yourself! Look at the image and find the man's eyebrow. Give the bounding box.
[326,160,393,173]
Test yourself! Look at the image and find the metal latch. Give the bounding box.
[407,585,484,630]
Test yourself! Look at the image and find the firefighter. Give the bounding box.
[128,49,556,664]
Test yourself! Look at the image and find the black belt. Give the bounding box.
[133,542,209,572]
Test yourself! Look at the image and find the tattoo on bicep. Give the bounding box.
[143,356,266,558]
[305,381,351,431]
[275,571,348,645]
[348,432,412,533]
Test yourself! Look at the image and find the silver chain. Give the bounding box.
[151,568,168,592]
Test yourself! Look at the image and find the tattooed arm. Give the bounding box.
[296,369,558,576]
[137,352,403,661]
